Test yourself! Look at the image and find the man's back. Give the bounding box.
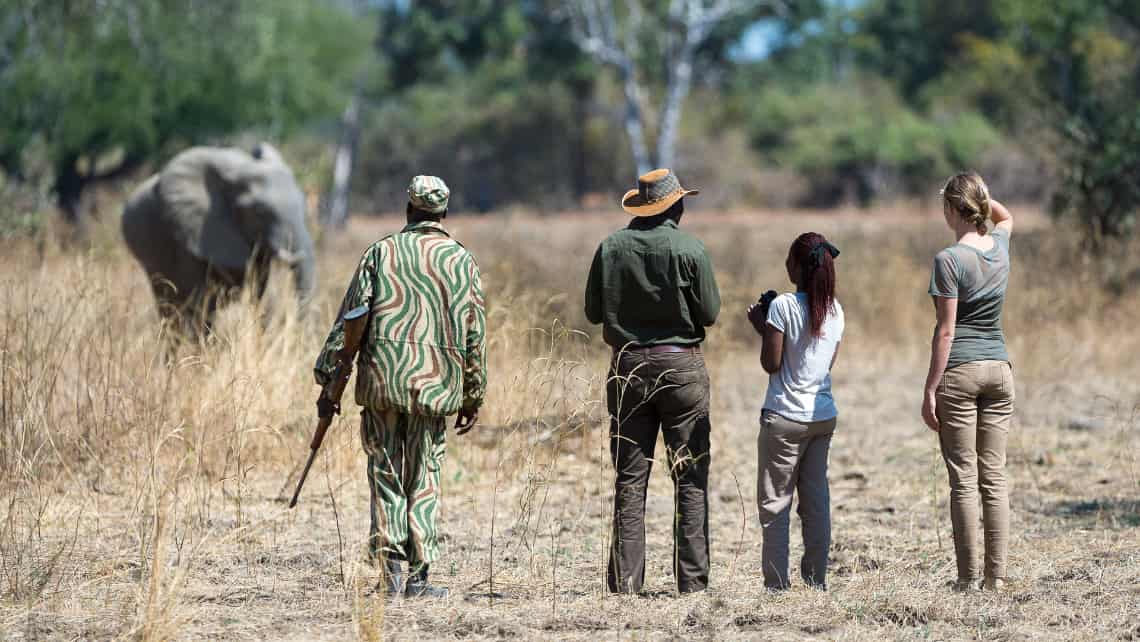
[585,217,720,348]
[317,221,486,416]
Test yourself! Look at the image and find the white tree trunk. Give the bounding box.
[618,62,653,175]
[324,92,359,230]
[656,42,696,171]
[569,0,756,176]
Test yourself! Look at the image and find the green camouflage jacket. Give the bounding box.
[314,221,486,416]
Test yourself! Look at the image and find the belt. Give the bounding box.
[615,344,701,354]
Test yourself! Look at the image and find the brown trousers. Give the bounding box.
[936,360,1014,583]
[756,410,836,589]
[606,349,711,594]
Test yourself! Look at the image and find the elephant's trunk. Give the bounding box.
[265,216,315,307]
[290,248,316,306]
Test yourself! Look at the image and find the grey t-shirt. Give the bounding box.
[928,227,1011,369]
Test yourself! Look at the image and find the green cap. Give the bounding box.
[408,175,450,214]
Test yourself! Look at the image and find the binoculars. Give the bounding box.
[757,290,778,308]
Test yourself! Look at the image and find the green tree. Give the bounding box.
[0,0,368,233]
[855,0,1006,101]
[999,0,1140,243]
[738,76,996,205]
[354,0,610,211]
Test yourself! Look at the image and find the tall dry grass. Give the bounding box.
[1,207,1138,640]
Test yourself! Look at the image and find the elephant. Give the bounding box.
[121,143,316,336]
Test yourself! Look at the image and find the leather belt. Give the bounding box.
[615,344,701,354]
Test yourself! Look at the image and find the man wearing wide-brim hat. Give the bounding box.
[585,168,721,594]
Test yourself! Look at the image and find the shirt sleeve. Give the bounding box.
[690,245,721,327]
[929,251,959,298]
[766,294,789,333]
[584,244,604,325]
[462,256,487,411]
[314,247,377,386]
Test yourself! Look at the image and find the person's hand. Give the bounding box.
[316,394,339,419]
[455,407,479,435]
[921,389,940,432]
[746,303,766,335]
[747,293,775,336]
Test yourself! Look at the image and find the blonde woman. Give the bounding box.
[922,172,1014,592]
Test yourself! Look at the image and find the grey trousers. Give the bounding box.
[756,410,836,589]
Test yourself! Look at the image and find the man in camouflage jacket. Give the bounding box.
[314,175,486,599]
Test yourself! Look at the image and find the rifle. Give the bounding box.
[289,305,370,508]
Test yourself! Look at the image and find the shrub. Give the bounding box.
[740,77,1000,206]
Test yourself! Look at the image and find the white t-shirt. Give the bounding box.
[762,292,844,422]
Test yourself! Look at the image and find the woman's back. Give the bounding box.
[929,227,1011,369]
[763,293,844,422]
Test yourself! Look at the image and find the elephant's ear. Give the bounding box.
[157,147,253,270]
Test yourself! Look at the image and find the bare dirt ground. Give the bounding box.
[2,208,1138,640]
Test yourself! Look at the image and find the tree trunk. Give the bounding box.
[617,61,652,175]
[571,86,590,198]
[656,42,696,171]
[323,92,360,230]
[55,154,90,239]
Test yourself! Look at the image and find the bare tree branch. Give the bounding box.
[568,0,626,66]
[567,0,652,173]
[567,0,776,174]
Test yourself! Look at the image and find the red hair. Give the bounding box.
[788,232,838,338]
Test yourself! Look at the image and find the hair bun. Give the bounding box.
[942,172,991,233]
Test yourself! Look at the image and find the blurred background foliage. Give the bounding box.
[1,0,1139,245]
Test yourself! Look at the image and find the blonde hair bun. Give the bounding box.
[942,172,991,234]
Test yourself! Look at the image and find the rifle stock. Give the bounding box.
[289,305,370,508]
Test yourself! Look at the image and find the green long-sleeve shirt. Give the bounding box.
[584,217,720,348]
[314,221,486,416]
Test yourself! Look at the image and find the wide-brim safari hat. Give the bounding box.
[621,168,700,217]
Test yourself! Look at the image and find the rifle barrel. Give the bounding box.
[289,447,319,508]
[288,306,369,509]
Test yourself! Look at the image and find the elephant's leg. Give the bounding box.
[145,275,182,360]
[252,259,271,301]
[199,265,246,337]
[161,255,214,341]
[248,254,275,329]
[123,181,186,334]
[199,283,225,339]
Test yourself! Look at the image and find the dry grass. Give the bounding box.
[2,206,1139,640]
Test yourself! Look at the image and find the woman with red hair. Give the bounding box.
[747,232,844,591]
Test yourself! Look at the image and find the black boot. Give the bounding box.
[379,558,404,598]
[404,564,449,598]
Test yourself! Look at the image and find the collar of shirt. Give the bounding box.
[402,220,451,236]
[627,216,678,231]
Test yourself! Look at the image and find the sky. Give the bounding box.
[732,0,865,61]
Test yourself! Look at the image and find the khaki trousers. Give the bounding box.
[756,410,836,590]
[936,360,1014,583]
